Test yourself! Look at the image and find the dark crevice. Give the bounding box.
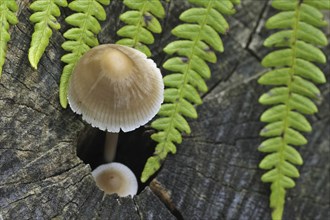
[76,125,158,194]
[201,62,240,100]
[132,196,143,220]
[246,47,263,62]
[150,179,184,220]
[245,0,269,50]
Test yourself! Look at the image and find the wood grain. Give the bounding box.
[0,0,329,219]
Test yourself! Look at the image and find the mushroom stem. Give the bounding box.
[104,132,119,162]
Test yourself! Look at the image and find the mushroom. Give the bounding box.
[67,44,164,162]
[92,162,138,197]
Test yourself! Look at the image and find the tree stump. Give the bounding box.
[0,0,329,219]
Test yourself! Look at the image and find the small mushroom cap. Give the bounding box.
[92,162,138,197]
[68,44,164,132]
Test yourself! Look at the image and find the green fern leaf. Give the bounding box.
[258,1,329,219]
[0,0,18,77]
[141,0,239,183]
[120,11,162,33]
[261,106,312,133]
[59,0,110,108]
[304,0,330,10]
[283,146,303,165]
[179,8,229,34]
[291,76,320,98]
[116,0,165,57]
[294,59,326,83]
[28,0,68,69]
[172,24,224,52]
[229,0,241,5]
[117,25,154,44]
[300,4,328,27]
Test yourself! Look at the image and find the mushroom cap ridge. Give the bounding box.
[68,44,164,132]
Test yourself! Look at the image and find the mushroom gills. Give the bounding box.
[68,44,164,133]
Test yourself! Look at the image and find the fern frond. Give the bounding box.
[0,0,18,77]
[116,0,165,57]
[229,0,241,5]
[28,0,68,69]
[59,0,110,108]
[258,0,328,219]
[141,0,240,183]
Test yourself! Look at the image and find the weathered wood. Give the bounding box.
[152,1,330,219]
[0,0,329,219]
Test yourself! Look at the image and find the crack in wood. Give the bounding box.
[1,0,329,218]
[150,179,184,220]
[245,0,269,50]
[132,196,143,220]
[201,62,240,100]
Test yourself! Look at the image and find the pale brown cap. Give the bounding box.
[92,162,138,197]
[68,44,164,132]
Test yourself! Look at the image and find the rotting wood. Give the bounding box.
[0,0,329,219]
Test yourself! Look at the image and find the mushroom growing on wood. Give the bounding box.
[92,162,138,197]
[68,44,164,161]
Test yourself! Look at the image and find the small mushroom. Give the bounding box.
[92,162,138,197]
[68,44,164,161]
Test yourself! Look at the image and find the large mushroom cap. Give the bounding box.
[68,44,164,132]
[92,162,138,197]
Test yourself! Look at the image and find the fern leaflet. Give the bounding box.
[141,0,240,183]
[28,0,68,69]
[116,0,165,57]
[258,0,328,219]
[0,0,18,77]
[59,0,110,108]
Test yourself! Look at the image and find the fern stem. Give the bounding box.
[143,0,237,182]
[117,0,164,57]
[132,1,148,47]
[28,0,68,69]
[271,3,302,219]
[159,0,214,156]
[0,0,18,76]
[74,3,93,56]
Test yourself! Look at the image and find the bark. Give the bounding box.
[0,0,329,219]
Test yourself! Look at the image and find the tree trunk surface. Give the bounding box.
[1,0,329,219]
